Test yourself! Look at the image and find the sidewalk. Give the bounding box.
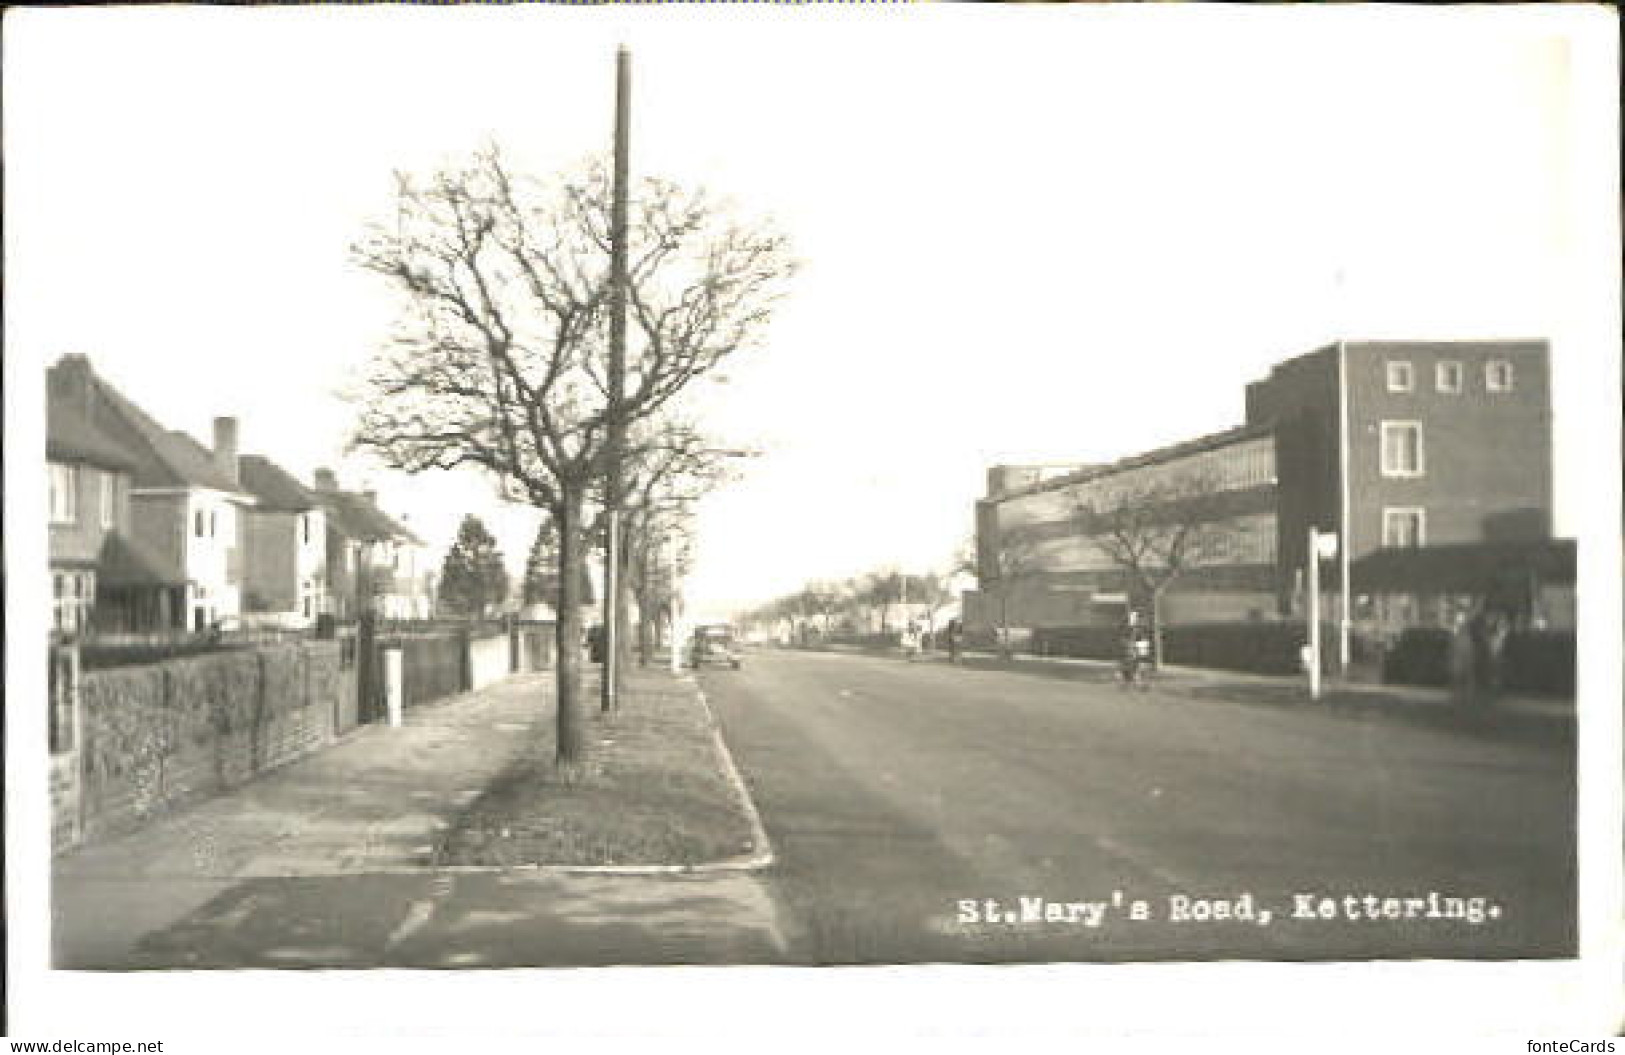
[53,671,787,969]
[813,642,1573,740]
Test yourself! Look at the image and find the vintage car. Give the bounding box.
[688,623,743,670]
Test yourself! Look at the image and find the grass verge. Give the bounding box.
[433,671,758,867]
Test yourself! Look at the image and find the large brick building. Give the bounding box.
[967,339,1570,643]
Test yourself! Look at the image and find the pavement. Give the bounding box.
[702,648,1576,964]
[53,671,787,969]
[816,642,1574,739]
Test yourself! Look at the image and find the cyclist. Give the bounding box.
[1118,611,1153,689]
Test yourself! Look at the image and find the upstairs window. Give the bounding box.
[1380,421,1425,478]
[49,464,79,524]
[1383,507,1426,548]
[99,472,116,529]
[194,509,206,537]
[1385,361,1414,393]
[1435,361,1463,394]
[1486,359,1515,392]
[209,510,218,538]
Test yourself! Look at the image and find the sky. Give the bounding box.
[5,5,1616,622]
[4,5,1620,1041]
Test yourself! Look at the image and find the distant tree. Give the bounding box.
[1070,469,1240,668]
[522,516,594,610]
[438,515,509,619]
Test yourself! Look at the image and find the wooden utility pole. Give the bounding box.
[602,45,632,714]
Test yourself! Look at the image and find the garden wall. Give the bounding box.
[57,641,347,849]
[468,631,510,691]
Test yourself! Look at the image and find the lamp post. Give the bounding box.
[601,45,633,715]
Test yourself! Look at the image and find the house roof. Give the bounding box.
[239,455,317,512]
[98,532,185,588]
[1351,538,1576,593]
[54,358,245,493]
[314,489,424,546]
[46,396,139,473]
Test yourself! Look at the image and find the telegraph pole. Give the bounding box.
[602,45,632,714]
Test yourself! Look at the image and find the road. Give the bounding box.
[700,648,1575,963]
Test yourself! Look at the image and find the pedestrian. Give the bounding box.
[946,618,962,664]
[1448,609,1476,705]
[902,621,921,661]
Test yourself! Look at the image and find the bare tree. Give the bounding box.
[350,147,794,775]
[1070,469,1240,668]
[970,527,1045,660]
[591,414,737,680]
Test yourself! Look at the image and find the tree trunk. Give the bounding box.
[600,521,639,706]
[633,585,654,668]
[999,591,1011,660]
[554,489,588,775]
[1150,585,1166,670]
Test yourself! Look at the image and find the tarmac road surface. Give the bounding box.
[700,648,1575,964]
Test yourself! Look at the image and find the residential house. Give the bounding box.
[48,354,254,632]
[238,455,329,627]
[46,393,179,633]
[309,469,434,620]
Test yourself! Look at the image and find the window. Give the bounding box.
[1486,359,1514,392]
[1380,421,1424,477]
[99,473,116,529]
[1383,508,1425,548]
[209,510,218,537]
[195,509,206,537]
[49,464,78,524]
[1385,361,1414,393]
[51,572,92,633]
[302,514,310,544]
[1435,361,1463,394]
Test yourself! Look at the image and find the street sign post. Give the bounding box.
[1306,528,1338,699]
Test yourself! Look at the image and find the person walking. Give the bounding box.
[945,618,962,664]
[902,621,922,661]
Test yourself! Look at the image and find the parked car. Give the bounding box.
[689,624,742,670]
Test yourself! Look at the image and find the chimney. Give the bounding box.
[313,467,338,491]
[361,490,378,505]
[213,417,239,487]
[51,354,96,420]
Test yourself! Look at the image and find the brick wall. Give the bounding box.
[128,492,188,582]
[1344,341,1552,556]
[244,510,297,612]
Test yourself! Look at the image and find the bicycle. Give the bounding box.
[1117,641,1153,691]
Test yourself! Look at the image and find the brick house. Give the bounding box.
[309,469,434,620]
[968,339,1566,641]
[46,393,180,633]
[238,455,329,627]
[48,354,254,632]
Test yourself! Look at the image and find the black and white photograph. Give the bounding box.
[4,2,1620,1047]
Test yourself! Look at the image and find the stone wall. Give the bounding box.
[65,641,344,848]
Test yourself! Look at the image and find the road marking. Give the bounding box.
[384,873,454,950]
